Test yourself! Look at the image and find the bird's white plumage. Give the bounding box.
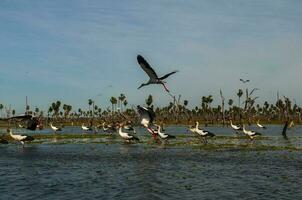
[138,106,153,127]
[243,125,260,139]
[81,124,90,131]
[8,129,34,146]
[102,122,109,131]
[118,127,133,140]
[141,118,150,128]
[10,132,27,141]
[156,125,169,139]
[256,120,266,129]
[195,128,210,136]
[50,123,61,131]
[189,122,214,137]
[230,120,241,130]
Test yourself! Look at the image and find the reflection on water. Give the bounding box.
[0,125,302,199]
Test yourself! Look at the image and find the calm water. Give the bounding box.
[0,125,302,199]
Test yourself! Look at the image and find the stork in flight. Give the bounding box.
[137,105,158,140]
[1,114,42,131]
[240,79,250,83]
[137,55,178,93]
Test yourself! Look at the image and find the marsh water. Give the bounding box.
[0,125,301,199]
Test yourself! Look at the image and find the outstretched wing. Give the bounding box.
[0,114,33,121]
[159,70,178,80]
[137,55,158,79]
[137,105,155,124]
[147,107,156,123]
[10,114,33,120]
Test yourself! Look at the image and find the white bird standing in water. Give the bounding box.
[137,55,178,93]
[155,124,175,140]
[82,124,92,131]
[256,120,267,129]
[189,122,215,143]
[243,125,261,139]
[118,123,139,142]
[230,120,242,133]
[8,129,34,147]
[50,123,62,132]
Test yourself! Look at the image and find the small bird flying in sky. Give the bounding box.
[137,55,178,93]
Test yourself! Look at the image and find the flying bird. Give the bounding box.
[240,79,250,83]
[137,105,158,140]
[137,55,178,93]
[1,114,42,131]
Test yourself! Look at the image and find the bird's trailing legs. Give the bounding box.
[147,127,161,143]
[161,82,170,93]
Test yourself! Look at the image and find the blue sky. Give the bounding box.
[1,0,302,113]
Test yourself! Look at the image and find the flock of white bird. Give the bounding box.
[0,55,282,147]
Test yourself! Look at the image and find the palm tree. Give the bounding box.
[207,95,214,123]
[63,104,72,119]
[97,108,102,117]
[237,89,243,107]
[88,99,93,116]
[118,94,126,112]
[110,97,117,113]
[0,104,3,117]
[207,95,213,108]
[26,105,30,114]
[146,95,153,107]
[184,100,188,107]
[35,107,39,114]
[48,106,53,118]
[78,108,82,117]
[228,99,233,107]
[51,101,61,118]
[123,99,128,109]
